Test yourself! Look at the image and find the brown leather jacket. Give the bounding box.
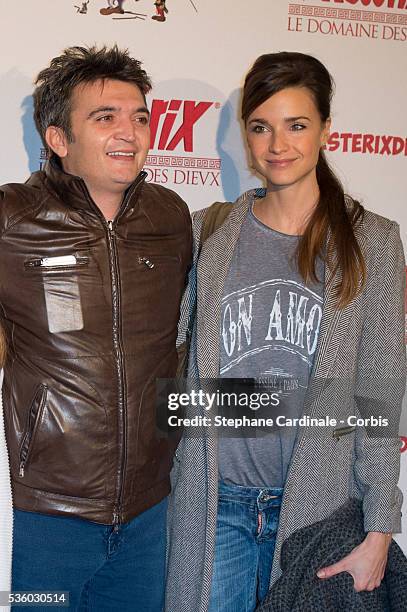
[0,160,192,525]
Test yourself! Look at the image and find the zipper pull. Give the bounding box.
[113,510,120,533]
[107,220,114,232]
[26,259,42,268]
[19,462,25,478]
[138,256,155,269]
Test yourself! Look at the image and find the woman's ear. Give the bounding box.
[321,118,331,148]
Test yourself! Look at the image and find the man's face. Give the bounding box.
[51,79,150,203]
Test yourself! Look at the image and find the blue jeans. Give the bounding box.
[209,481,283,612]
[12,497,168,611]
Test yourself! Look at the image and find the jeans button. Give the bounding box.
[259,492,279,502]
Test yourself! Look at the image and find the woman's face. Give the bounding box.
[246,87,330,192]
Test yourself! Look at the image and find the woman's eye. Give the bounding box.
[251,125,267,133]
[291,123,306,131]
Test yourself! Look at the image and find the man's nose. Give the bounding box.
[115,117,136,141]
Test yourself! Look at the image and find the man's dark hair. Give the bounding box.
[33,45,152,150]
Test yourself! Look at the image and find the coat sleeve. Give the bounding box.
[354,220,406,533]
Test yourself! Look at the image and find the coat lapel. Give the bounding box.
[196,191,252,377]
[311,257,346,378]
[302,220,368,416]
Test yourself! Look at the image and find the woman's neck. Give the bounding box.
[254,179,320,236]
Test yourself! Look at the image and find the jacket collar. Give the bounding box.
[38,156,146,214]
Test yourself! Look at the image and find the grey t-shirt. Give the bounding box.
[218,199,324,487]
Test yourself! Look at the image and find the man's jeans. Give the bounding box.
[209,481,283,612]
[12,497,168,612]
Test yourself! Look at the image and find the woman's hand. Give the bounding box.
[316,532,391,591]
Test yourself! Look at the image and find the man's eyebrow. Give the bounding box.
[87,105,150,119]
[87,106,117,119]
[137,106,150,117]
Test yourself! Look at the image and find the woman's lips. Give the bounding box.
[266,159,296,167]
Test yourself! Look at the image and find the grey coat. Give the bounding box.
[165,189,406,612]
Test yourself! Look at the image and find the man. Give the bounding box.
[0,45,191,610]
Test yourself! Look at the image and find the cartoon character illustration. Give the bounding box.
[100,0,126,15]
[152,0,168,22]
[74,0,90,13]
[100,0,143,17]
[78,0,197,21]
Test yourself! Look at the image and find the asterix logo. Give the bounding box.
[318,0,406,8]
[327,132,407,155]
[149,99,213,152]
[144,97,221,189]
[288,0,407,41]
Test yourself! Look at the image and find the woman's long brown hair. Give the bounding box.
[242,52,366,308]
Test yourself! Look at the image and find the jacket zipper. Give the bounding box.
[19,384,48,477]
[138,256,155,269]
[138,255,180,269]
[77,174,145,527]
[24,256,89,270]
[106,218,127,530]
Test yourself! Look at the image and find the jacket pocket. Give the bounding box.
[19,384,48,477]
[138,254,180,269]
[332,425,356,441]
[24,255,89,272]
[24,255,88,333]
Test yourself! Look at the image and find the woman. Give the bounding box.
[166,52,405,612]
